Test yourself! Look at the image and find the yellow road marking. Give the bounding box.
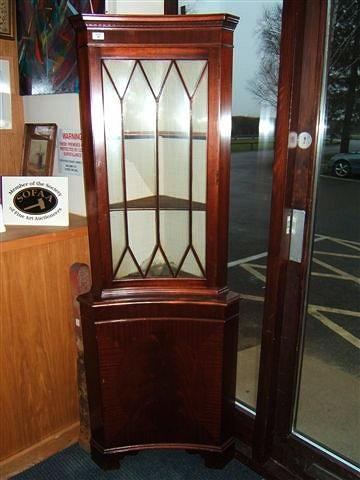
[311,305,360,318]
[240,294,264,302]
[320,236,360,252]
[239,264,266,282]
[314,250,360,259]
[228,251,267,267]
[240,263,357,281]
[236,237,360,347]
[239,295,360,348]
[311,272,357,280]
[320,235,360,246]
[240,294,360,318]
[308,308,360,349]
[312,257,360,285]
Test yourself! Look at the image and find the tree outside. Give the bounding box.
[249,0,360,153]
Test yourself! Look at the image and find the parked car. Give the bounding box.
[326,152,360,178]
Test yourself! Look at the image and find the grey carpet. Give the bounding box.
[11,444,263,480]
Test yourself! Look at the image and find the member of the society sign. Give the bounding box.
[2,177,69,226]
[58,130,83,176]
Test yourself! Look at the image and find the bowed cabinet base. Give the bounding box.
[79,291,239,471]
[90,439,235,471]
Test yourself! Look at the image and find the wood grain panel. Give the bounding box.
[0,422,79,479]
[96,317,224,447]
[0,38,24,175]
[0,223,90,461]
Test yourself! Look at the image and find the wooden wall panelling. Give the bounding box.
[0,38,24,175]
[0,218,89,466]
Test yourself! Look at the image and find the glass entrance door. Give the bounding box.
[294,0,360,467]
[254,0,359,477]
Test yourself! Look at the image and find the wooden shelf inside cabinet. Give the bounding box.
[71,13,239,472]
[110,196,206,211]
[123,131,207,140]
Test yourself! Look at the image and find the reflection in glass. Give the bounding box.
[227,2,281,410]
[102,59,208,279]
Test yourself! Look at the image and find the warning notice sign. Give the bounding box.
[58,130,83,176]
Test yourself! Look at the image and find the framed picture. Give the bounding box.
[21,124,57,176]
[0,0,14,39]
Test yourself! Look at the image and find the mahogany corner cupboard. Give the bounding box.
[71,14,239,469]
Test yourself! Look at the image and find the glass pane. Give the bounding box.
[140,60,171,96]
[294,0,360,465]
[192,67,208,207]
[123,63,156,134]
[148,248,172,277]
[229,2,281,411]
[110,210,126,275]
[158,63,190,134]
[128,211,156,275]
[160,210,189,273]
[159,137,189,201]
[158,60,207,278]
[192,211,206,270]
[176,60,207,96]
[103,65,123,205]
[103,59,135,97]
[106,59,208,280]
[125,138,156,201]
[192,139,207,208]
[179,249,204,278]
[116,250,141,279]
[112,63,157,279]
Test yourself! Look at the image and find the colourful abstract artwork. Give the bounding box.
[16,1,104,95]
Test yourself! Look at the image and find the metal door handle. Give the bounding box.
[288,209,306,263]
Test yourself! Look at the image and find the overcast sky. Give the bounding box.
[180,0,283,117]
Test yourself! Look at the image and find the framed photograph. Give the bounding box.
[21,124,57,176]
[0,0,14,39]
